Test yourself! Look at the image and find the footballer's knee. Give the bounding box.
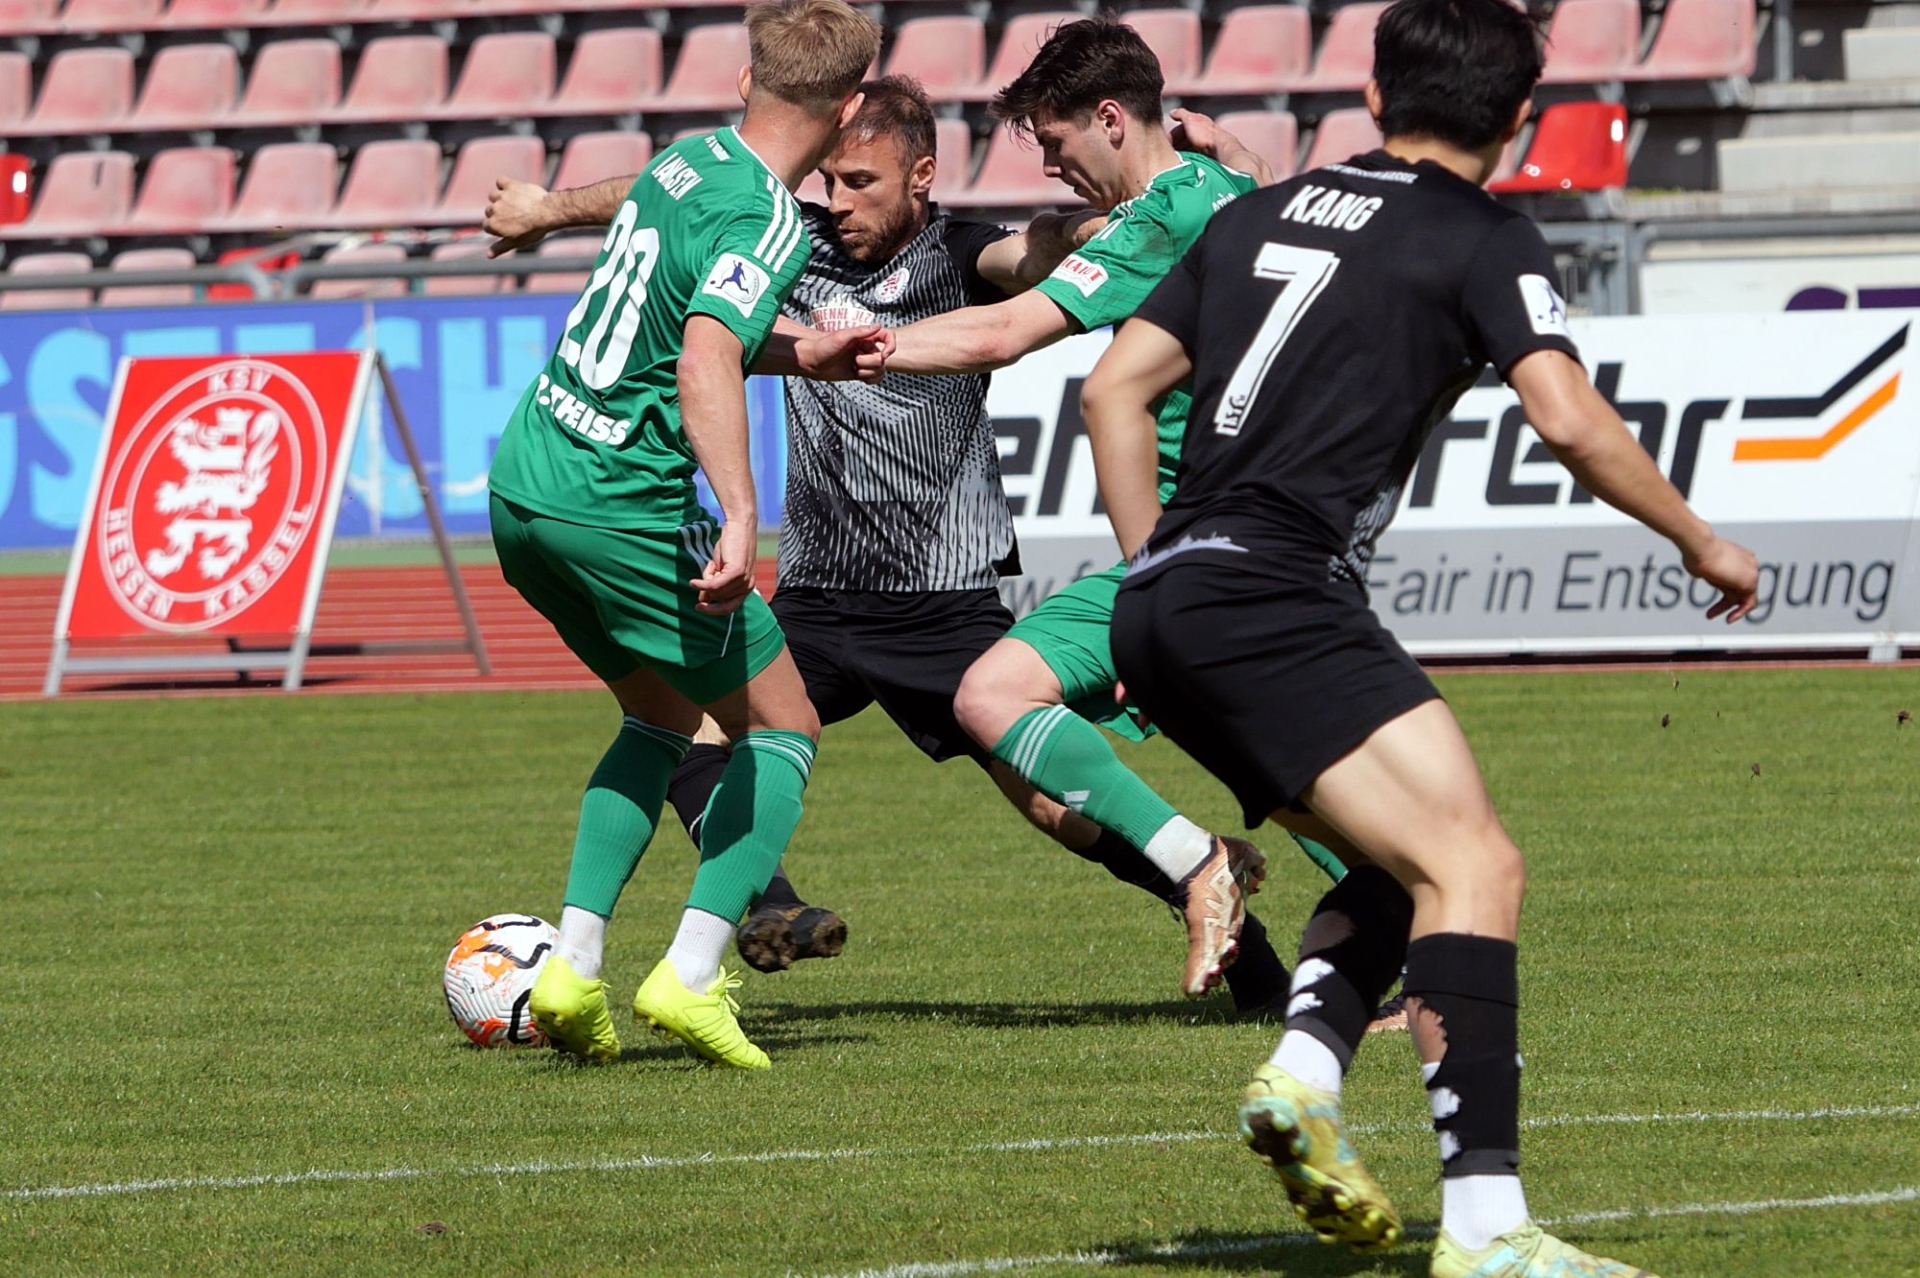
[954,640,1055,749]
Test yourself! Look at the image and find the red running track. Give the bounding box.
[0,562,781,701]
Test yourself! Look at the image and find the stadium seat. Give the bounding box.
[1623,0,1757,81]
[335,35,449,122]
[59,0,163,33]
[433,135,545,226]
[1296,3,1386,92]
[1169,6,1310,96]
[649,23,751,112]
[236,39,342,126]
[0,251,93,310]
[1300,107,1384,171]
[884,15,986,100]
[132,44,240,131]
[1214,110,1299,182]
[964,126,1079,207]
[0,0,61,36]
[100,246,198,307]
[168,0,271,27]
[1124,10,1201,92]
[796,168,827,204]
[262,0,372,23]
[958,12,1075,101]
[22,47,135,135]
[552,130,653,192]
[1490,101,1627,192]
[217,141,338,231]
[541,28,662,116]
[309,241,409,300]
[930,117,973,203]
[423,239,506,297]
[332,138,443,228]
[119,146,236,233]
[0,51,30,130]
[0,151,135,238]
[434,31,555,121]
[1541,0,1641,83]
[523,233,600,293]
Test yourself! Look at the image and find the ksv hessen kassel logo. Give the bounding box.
[95,360,328,632]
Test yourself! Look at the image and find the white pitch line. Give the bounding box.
[5,1103,1917,1203]
[813,1186,1920,1278]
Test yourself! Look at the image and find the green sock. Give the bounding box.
[561,717,691,917]
[992,705,1180,851]
[686,730,816,922]
[1295,836,1347,883]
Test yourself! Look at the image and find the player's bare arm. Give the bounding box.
[1082,318,1192,558]
[1169,108,1276,188]
[1509,349,1760,621]
[485,176,634,257]
[756,316,894,381]
[679,315,761,616]
[973,210,1109,292]
[886,287,1073,374]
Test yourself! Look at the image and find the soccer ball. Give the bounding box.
[442,913,559,1048]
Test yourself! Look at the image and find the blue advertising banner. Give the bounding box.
[0,296,790,550]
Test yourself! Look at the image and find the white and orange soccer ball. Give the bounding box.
[442,914,559,1048]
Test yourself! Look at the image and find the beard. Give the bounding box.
[838,197,921,263]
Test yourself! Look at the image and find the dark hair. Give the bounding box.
[989,15,1164,136]
[847,74,937,162]
[1373,0,1544,150]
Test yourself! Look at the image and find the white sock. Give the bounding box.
[1440,1175,1529,1251]
[556,906,607,980]
[1142,815,1213,882]
[664,908,735,992]
[1268,1030,1344,1095]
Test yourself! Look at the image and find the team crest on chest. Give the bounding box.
[874,266,911,304]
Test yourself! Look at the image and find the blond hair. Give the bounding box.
[746,0,880,109]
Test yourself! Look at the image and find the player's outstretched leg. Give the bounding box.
[528,713,693,1062]
[1238,864,1412,1251]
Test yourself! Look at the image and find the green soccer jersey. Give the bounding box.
[489,127,810,528]
[1034,152,1258,501]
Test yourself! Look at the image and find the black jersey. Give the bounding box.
[1130,149,1580,588]
[777,205,1021,593]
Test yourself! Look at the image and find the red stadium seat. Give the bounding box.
[424,239,507,297]
[1300,107,1384,171]
[309,241,409,300]
[884,15,986,100]
[0,51,30,129]
[100,246,197,307]
[542,28,661,116]
[1490,101,1628,192]
[133,43,240,131]
[1124,10,1202,91]
[434,134,545,226]
[1214,110,1299,182]
[0,151,135,238]
[335,35,448,122]
[649,23,751,112]
[953,11,1075,101]
[1296,3,1386,92]
[168,0,271,27]
[333,138,443,229]
[964,127,1080,208]
[362,0,461,18]
[218,142,338,231]
[931,117,973,203]
[0,0,61,36]
[1624,0,1756,80]
[60,0,162,33]
[236,39,341,126]
[1542,0,1642,83]
[796,168,827,204]
[1171,6,1310,95]
[552,130,653,192]
[434,31,555,120]
[1,251,93,310]
[22,47,135,135]
[119,146,235,233]
[262,0,371,23]
[523,233,600,293]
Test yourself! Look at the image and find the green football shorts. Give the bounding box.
[1003,562,1151,742]
[490,492,785,704]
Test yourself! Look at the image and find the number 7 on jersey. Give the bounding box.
[1213,244,1340,436]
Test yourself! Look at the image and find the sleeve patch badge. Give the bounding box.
[1518,274,1572,339]
[1052,253,1109,298]
[702,253,772,318]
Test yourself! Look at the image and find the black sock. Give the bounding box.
[1403,933,1522,1178]
[1223,910,1290,1014]
[666,742,729,850]
[1069,828,1186,905]
[1283,864,1415,1069]
[757,864,804,909]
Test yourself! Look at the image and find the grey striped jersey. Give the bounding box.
[776,205,1023,592]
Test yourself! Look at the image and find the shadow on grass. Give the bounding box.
[746,997,1248,1031]
[1080,1226,1434,1275]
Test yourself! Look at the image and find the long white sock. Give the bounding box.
[1268,1029,1344,1095]
[556,905,607,980]
[664,908,735,992]
[1142,815,1213,882]
[1440,1175,1530,1251]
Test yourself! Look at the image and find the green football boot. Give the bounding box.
[1238,1063,1402,1251]
[632,959,770,1069]
[527,954,621,1062]
[1432,1223,1658,1277]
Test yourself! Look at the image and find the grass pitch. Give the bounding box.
[3,668,1918,1276]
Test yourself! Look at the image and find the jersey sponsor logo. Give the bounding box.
[874,266,911,304]
[96,359,326,629]
[1052,253,1108,298]
[1518,274,1572,339]
[1280,184,1384,232]
[1323,163,1419,185]
[703,252,772,318]
[653,153,702,201]
[811,293,877,333]
[533,372,631,446]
